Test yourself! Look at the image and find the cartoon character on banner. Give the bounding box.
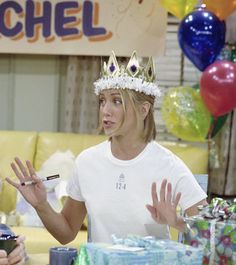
[178,5,226,71]
[161,86,211,142]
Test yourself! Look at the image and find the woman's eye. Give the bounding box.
[114,98,122,105]
[99,98,105,105]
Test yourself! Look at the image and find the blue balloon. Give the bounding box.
[178,8,226,71]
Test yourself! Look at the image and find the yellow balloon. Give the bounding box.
[159,0,198,19]
[161,86,211,142]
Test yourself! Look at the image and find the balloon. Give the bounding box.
[161,86,211,142]
[203,0,236,20]
[200,60,236,117]
[207,114,228,138]
[192,83,228,138]
[178,7,226,71]
[159,0,197,19]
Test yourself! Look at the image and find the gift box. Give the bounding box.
[76,235,204,265]
[184,198,236,265]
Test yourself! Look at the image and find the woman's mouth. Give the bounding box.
[103,120,114,129]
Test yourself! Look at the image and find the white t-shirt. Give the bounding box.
[66,140,206,243]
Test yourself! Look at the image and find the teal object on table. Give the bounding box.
[77,236,204,265]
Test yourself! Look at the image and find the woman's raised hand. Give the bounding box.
[6,157,47,209]
[146,179,181,228]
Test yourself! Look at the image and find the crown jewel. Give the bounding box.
[94,51,160,98]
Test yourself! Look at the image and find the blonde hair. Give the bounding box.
[97,89,156,142]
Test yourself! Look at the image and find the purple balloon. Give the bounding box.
[178,8,226,71]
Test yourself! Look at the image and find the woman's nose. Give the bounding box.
[102,102,112,116]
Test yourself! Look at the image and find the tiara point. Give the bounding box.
[94,51,160,98]
[126,51,140,77]
[107,51,119,76]
[145,57,155,82]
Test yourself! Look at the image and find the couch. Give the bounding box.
[0,130,208,254]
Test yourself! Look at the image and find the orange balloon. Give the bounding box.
[203,0,236,20]
[159,0,197,19]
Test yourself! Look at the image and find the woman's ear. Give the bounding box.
[140,101,151,120]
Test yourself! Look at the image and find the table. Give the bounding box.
[26,253,49,265]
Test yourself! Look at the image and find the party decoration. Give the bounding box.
[200,60,236,117]
[159,0,197,19]
[203,0,236,20]
[161,86,211,142]
[184,198,236,265]
[192,84,228,138]
[207,114,228,139]
[217,42,236,63]
[78,235,204,265]
[178,7,226,71]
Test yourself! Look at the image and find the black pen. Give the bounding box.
[21,174,60,186]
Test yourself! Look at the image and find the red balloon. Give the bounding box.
[200,60,236,117]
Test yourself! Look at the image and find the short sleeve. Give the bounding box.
[171,156,207,211]
[66,159,85,202]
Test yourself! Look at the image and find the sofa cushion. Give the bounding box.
[0,131,37,213]
[34,133,107,170]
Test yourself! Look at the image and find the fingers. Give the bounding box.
[151,179,179,207]
[151,182,158,206]
[166,182,172,203]
[160,179,167,202]
[174,192,181,208]
[8,242,25,265]
[11,157,30,183]
[16,235,25,244]
[146,204,158,221]
[8,157,38,187]
[0,250,8,265]
[5,177,20,189]
[26,160,37,179]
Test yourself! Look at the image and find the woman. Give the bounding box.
[6,51,207,244]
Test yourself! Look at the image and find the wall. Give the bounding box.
[0,54,67,131]
[0,15,201,136]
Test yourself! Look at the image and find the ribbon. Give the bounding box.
[209,219,216,265]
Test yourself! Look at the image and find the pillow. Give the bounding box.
[16,150,75,227]
[37,150,75,193]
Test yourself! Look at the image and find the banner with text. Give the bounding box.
[0,0,167,57]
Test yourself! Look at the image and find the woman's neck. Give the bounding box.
[110,136,148,160]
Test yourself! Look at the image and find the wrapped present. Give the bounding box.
[76,235,204,265]
[184,198,236,265]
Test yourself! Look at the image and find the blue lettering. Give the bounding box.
[83,0,106,37]
[55,1,79,37]
[0,1,23,37]
[25,0,51,38]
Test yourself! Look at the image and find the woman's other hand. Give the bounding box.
[6,157,47,209]
[146,179,182,229]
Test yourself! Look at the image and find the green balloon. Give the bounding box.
[207,114,228,138]
[161,86,212,142]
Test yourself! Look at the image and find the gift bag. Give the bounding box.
[184,198,236,265]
